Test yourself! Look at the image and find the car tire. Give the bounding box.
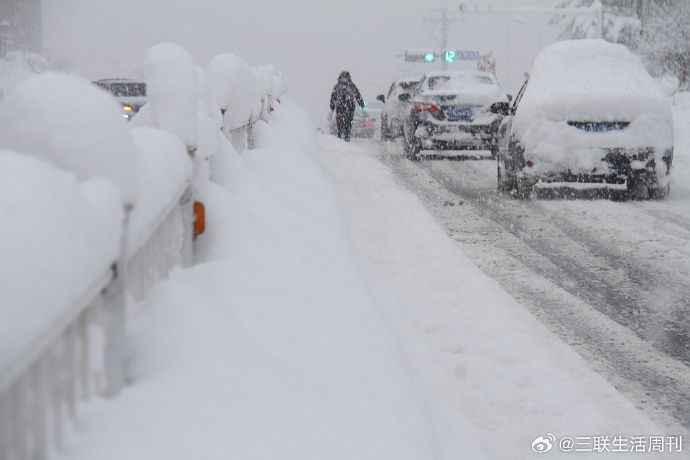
[514,177,532,200]
[497,161,514,193]
[403,136,420,161]
[627,175,651,200]
[651,182,670,200]
[381,116,390,141]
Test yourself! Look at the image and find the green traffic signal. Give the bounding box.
[424,53,435,62]
[445,51,455,63]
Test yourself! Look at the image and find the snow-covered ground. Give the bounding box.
[57,95,687,459]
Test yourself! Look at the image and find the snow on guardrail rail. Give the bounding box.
[0,43,284,460]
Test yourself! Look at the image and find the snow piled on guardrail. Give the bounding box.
[0,150,122,369]
[0,73,138,204]
[61,99,437,460]
[0,71,193,377]
[207,53,261,129]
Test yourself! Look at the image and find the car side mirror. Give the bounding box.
[376,94,385,103]
[507,94,513,102]
[490,101,510,116]
[398,93,412,103]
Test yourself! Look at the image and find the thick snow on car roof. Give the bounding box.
[396,76,421,83]
[423,70,495,79]
[512,39,673,171]
[519,39,668,121]
[419,70,506,105]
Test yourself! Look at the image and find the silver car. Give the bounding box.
[380,77,421,140]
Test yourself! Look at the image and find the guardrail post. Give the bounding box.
[102,264,125,398]
[247,113,254,150]
[179,186,194,267]
[101,204,132,398]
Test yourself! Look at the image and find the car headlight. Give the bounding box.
[122,105,134,119]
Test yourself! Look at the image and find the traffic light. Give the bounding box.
[404,50,437,62]
[445,51,455,63]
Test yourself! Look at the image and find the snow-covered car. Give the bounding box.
[329,107,377,138]
[93,78,147,121]
[402,71,509,159]
[495,39,674,200]
[380,77,421,140]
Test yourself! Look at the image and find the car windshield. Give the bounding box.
[400,81,420,90]
[106,83,146,97]
[365,100,384,110]
[427,76,451,90]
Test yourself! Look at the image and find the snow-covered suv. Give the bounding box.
[495,39,674,199]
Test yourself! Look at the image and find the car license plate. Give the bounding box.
[447,106,473,118]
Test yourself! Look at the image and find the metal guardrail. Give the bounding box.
[225,95,273,152]
[0,89,274,460]
[0,186,193,460]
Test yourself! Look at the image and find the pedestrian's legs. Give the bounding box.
[336,111,345,138]
[343,112,353,141]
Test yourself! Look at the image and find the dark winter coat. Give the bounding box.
[330,72,364,116]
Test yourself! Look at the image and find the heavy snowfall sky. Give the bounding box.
[43,0,558,124]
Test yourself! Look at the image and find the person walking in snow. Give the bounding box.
[330,71,365,142]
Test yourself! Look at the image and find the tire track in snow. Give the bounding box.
[367,140,690,429]
[420,158,690,367]
[646,207,690,235]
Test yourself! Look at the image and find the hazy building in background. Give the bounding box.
[0,0,41,56]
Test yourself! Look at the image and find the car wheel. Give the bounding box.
[651,182,670,200]
[403,135,420,161]
[627,175,651,200]
[514,176,532,200]
[497,161,514,193]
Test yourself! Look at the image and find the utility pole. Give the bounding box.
[0,21,8,59]
[425,7,463,70]
[639,0,649,35]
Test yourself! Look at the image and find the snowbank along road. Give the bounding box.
[358,139,690,431]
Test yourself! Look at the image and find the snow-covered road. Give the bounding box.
[351,122,690,431]
[58,97,688,460]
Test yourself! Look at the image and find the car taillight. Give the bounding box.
[413,101,440,113]
[361,120,373,126]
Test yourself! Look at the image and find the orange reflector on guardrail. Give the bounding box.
[193,201,205,236]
